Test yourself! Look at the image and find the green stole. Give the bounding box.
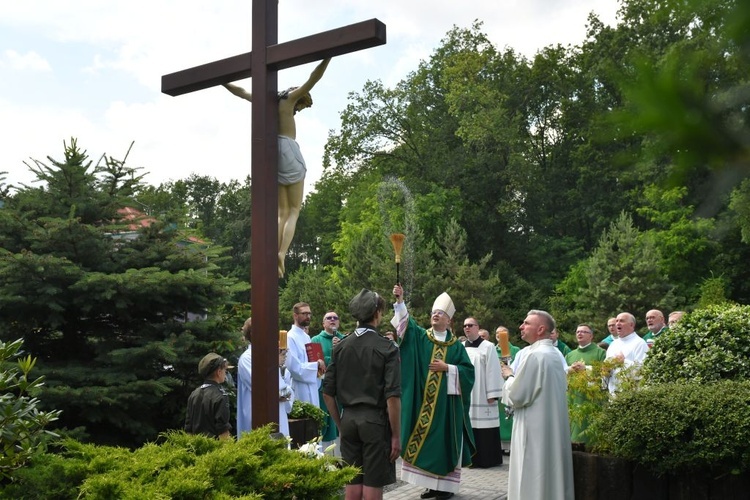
[399,316,476,475]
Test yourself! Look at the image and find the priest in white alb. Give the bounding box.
[501,310,574,500]
[286,302,325,406]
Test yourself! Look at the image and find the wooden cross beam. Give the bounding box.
[162,19,386,97]
[161,0,386,430]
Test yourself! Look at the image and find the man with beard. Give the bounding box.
[286,302,325,405]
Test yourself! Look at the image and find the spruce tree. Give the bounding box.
[0,139,247,446]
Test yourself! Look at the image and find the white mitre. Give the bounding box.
[432,292,455,319]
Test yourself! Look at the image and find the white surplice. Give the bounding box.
[286,324,320,406]
[465,339,503,428]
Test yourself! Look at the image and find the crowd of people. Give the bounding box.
[184,286,682,500]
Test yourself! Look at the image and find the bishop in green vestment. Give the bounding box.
[391,285,475,498]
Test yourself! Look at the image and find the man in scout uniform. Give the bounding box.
[323,289,401,500]
[185,353,232,439]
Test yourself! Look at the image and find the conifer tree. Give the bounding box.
[0,140,246,446]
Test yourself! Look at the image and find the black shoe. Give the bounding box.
[420,489,437,499]
[435,493,454,500]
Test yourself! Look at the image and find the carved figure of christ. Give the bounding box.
[162,1,385,429]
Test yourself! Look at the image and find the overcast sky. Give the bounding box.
[0,0,619,194]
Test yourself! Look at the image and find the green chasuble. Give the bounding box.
[556,341,573,357]
[311,330,345,442]
[565,343,607,443]
[399,316,475,475]
[496,343,521,444]
[643,326,668,342]
[565,343,606,366]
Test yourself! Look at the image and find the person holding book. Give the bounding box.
[286,302,325,406]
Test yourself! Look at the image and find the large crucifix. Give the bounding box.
[162,1,385,429]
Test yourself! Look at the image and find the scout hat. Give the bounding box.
[349,288,379,322]
[198,353,233,378]
[432,292,455,319]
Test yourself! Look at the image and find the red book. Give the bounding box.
[305,343,324,363]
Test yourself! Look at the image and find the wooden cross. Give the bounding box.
[162,1,385,429]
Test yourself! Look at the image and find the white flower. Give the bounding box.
[297,436,324,459]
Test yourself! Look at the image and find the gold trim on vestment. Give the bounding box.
[403,328,455,464]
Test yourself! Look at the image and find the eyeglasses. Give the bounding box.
[325,316,339,321]
[463,323,476,328]
[296,311,312,316]
[431,310,447,316]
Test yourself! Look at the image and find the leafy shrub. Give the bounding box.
[567,359,620,445]
[0,338,61,481]
[642,304,750,384]
[289,399,327,428]
[592,380,750,476]
[2,427,358,499]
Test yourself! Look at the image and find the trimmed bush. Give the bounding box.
[2,427,358,499]
[592,380,750,476]
[642,304,750,384]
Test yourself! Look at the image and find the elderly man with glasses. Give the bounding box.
[390,284,475,500]
[311,310,346,452]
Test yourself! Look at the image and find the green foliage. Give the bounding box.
[611,0,749,181]
[642,304,750,384]
[567,359,623,445]
[590,304,750,476]
[696,274,731,308]
[2,428,358,499]
[416,218,507,327]
[636,185,717,303]
[729,178,750,244]
[551,212,677,330]
[593,380,750,476]
[0,338,61,480]
[289,400,326,429]
[0,140,248,447]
